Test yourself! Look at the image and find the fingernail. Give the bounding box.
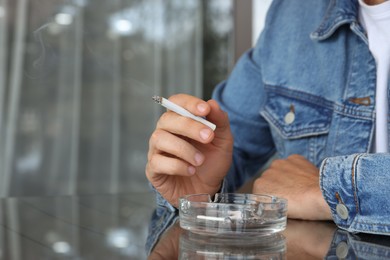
[200,129,212,140]
[194,152,204,165]
[188,166,196,175]
[197,103,207,113]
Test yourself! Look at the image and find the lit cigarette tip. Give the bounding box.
[152,95,162,104]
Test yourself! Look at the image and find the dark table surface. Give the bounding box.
[2,193,390,259]
[0,192,156,260]
[150,215,390,260]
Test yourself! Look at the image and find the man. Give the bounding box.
[145,0,390,254]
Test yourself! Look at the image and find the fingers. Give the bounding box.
[149,129,204,167]
[146,154,194,180]
[157,112,215,144]
[156,95,231,145]
[169,94,211,117]
[156,94,214,144]
[146,129,204,181]
[169,95,230,133]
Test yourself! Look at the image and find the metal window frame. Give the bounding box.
[233,0,252,64]
[201,0,252,100]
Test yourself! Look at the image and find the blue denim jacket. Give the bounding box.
[146,0,390,254]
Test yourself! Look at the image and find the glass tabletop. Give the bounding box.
[150,219,390,260]
[2,193,390,259]
[0,192,155,259]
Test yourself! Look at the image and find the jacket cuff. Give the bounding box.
[319,154,363,231]
[321,153,390,235]
[145,190,178,255]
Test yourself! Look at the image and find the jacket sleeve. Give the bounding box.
[212,45,276,192]
[320,153,390,235]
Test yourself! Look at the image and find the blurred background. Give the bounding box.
[0,0,271,197]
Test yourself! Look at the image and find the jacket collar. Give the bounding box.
[311,0,360,41]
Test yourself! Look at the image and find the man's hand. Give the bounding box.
[253,154,332,220]
[146,94,233,207]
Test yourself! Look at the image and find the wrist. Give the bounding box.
[314,186,332,220]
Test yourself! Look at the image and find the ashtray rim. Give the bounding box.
[179,193,287,207]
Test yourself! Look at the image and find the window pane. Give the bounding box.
[0,0,234,197]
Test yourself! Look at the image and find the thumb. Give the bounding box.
[206,99,233,148]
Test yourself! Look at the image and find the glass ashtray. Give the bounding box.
[179,193,287,236]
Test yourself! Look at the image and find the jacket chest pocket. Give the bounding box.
[260,88,333,165]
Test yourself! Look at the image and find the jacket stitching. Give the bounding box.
[351,153,362,214]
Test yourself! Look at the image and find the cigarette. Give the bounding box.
[152,96,216,131]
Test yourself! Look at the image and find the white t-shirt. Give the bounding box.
[358,0,390,153]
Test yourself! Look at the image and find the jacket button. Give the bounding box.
[336,204,349,220]
[336,241,349,258]
[284,111,295,124]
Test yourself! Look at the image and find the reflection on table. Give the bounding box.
[149,218,390,260]
[180,230,286,259]
[327,229,390,259]
[0,192,155,259]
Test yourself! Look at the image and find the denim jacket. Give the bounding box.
[146,0,390,254]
